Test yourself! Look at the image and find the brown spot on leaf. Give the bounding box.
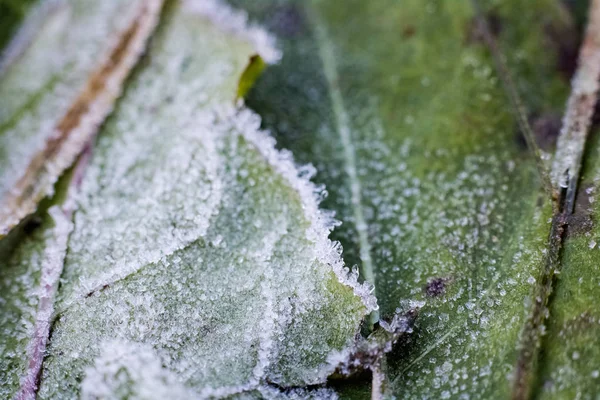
[402,25,416,39]
[85,283,110,298]
[424,277,452,297]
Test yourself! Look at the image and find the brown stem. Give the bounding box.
[512,1,600,398]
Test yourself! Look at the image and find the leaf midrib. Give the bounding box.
[309,6,380,327]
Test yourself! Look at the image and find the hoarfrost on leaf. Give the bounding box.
[227,0,578,397]
[81,340,197,400]
[0,0,377,398]
[0,0,163,236]
[0,203,72,399]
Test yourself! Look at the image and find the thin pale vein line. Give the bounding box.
[58,140,213,312]
[310,8,379,326]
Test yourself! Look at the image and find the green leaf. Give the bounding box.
[0,0,163,236]
[534,131,600,399]
[0,1,373,398]
[530,2,600,397]
[230,0,583,397]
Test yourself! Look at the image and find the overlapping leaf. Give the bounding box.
[0,0,163,236]
[0,1,374,398]
[230,0,585,397]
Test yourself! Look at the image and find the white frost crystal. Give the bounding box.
[182,0,281,63]
[0,0,373,399]
[0,206,72,399]
[0,0,164,235]
[81,340,197,400]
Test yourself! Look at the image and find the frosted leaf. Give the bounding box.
[25,1,371,398]
[182,0,281,63]
[229,0,577,398]
[0,0,164,236]
[0,204,72,399]
[53,0,273,307]
[82,340,340,400]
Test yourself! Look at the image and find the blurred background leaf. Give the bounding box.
[0,0,36,51]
